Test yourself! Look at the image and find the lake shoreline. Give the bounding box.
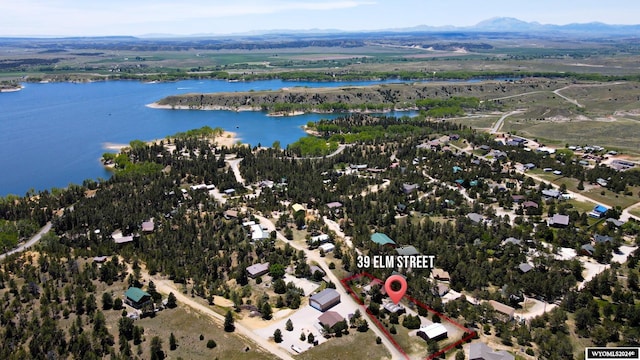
[147,101,416,116]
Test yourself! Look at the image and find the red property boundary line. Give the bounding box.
[340,272,477,360]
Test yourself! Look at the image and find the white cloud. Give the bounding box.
[0,0,376,35]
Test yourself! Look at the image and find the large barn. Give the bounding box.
[309,288,340,312]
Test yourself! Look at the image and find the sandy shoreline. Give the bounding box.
[102,130,239,154]
[0,86,23,93]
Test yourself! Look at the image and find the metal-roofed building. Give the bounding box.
[309,288,341,312]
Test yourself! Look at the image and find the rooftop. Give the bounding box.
[125,287,151,303]
[318,311,344,328]
[371,232,396,246]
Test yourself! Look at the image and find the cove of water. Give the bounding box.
[0,78,415,196]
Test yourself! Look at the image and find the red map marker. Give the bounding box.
[385,274,407,305]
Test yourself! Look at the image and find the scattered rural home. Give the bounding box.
[518,263,534,273]
[317,311,345,329]
[511,195,525,203]
[596,178,608,187]
[449,134,460,141]
[124,287,152,309]
[291,203,306,213]
[223,188,235,195]
[467,212,484,224]
[246,262,270,278]
[363,278,384,294]
[259,180,274,188]
[593,234,613,244]
[223,209,238,219]
[541,189,562,200]
[469,342,515,360]
[607,218,625,227]
[523,163,536,170]
[310,265,325,277]
[453,166,463,173]
[589,205,609,218]
[489,300,515,321]
[478,145,491,152]
[522,201,538,209]
[318,243,335,253]
[310,288,341,312]
[431,268,450,281]
[112,231,135,244]
[581,244,595,256]
[396,203,408,214]
[383,302,405,313]
[501,237,522,247]
[141,219,155,232]
[402,183,419,194]
[310,233,330,245]
[548,214,570,227]
[396,245,419,256]
[326,201,343,209]
[250,224,270,241]
[611,159,635,171]
[93,256,108,263]
[417,323,448,341]
[371,232,397,246]
[432,283,450,297]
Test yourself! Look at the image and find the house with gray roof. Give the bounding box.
[548,214,570,227]
[467,213,484,224]
[246,262,270,278]
[469,342,514,360]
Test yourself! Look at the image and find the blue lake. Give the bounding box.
[0,78,415,196]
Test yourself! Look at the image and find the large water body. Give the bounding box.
[0,78,418,196]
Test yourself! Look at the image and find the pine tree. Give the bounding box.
[273,329,283,343]
[169,332,177,350]
[224,310,235,332]
[286,319,293,331]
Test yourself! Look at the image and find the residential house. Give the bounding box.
[310,234,330,245]
[432,283,450,297]
[581,244,595,256]
[396,245,419,256]
[431,268,450,281]
[589,205,609,218]
[417,323,448,341]
[522,201,538,209]
[469,343,514,360]
[501,237,522,247]
[402,183,419,194]
[223,210,238,219]
[594,234,613,244]
[467,213,484,224]
[371,233,397,246]
[124,287,152,309]
[246,262,270,278]
[318,311,344,329]
[326,201,343,209]
[523,163,536,170]
[489,300,515,321]
[319,243,335,253]
[606,218,625,227]
[548,214,570,227]
[518,263,534,273]
[542,189,562,200]
[141,219,155,232]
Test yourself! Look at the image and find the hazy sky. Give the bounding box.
[2,0,639,36]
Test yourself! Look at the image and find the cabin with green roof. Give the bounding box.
[371,232,396,246]
[125,287,152,309]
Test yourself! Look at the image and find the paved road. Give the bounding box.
[0,222,52,261]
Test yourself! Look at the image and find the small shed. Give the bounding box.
[246,262,270,278]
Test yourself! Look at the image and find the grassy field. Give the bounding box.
[582,186,640,209]
[449,115,500,129]
[135,306,278,360]
[295,330,391,360]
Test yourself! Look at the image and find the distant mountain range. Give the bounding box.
[398,17,640,35]
[147,17,640,38]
